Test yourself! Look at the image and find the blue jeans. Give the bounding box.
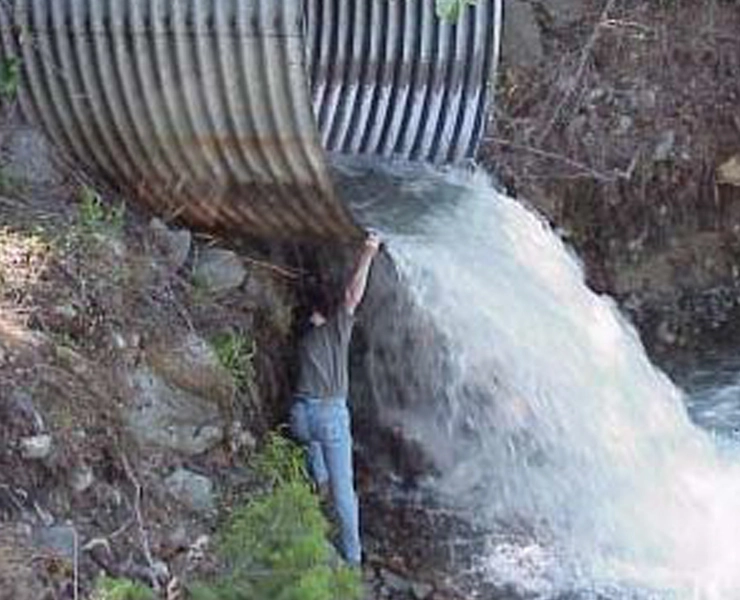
[290,396,361,565]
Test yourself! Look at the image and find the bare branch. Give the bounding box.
[485,136,639,183]
[119,453,157,580]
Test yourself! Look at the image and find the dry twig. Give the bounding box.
[119,453,158,583]
[485,136,639,183]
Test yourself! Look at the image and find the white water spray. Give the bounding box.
[342,163,740,598]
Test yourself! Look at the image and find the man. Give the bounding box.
[290,232,381,565]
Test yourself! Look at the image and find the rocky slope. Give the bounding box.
[0,127,297,598]
[485,0,740,361]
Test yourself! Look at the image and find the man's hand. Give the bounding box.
[364,231,381,256]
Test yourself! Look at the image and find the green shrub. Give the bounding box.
[90,577,155,600]
[211,331,256,392]
[189,433,362,600]
[0,56,21,102]
[77,185,125,236]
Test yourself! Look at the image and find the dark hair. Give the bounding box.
[301,274,339,319]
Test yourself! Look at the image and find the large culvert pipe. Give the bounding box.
[0,0,501,239]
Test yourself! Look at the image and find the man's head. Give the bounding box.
[303,276,337,324]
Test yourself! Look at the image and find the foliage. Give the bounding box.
[0,56,21,102]
[90,577,155,600]
[189,434,362,600]
[254,430,309,486]
[211,330,257,391]
[0,168,22,196]
[435,0,477,22]
[77,185,125,237]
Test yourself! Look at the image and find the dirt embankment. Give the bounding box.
[483,0,740,361]
[0,128,300,598]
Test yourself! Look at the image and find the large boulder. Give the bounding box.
[164,468,216,513]
[126,367,224,456]
[146,332,233,404]
[192,248,247,294]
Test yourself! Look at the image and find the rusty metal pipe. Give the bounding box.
[0,0,501,240]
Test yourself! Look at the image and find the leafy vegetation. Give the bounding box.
[90,577,156,600]
[0,56,21,103]
[211,330,257,392]
[77,185,125,237]
[189,433,362,600]
[435,0,477,21]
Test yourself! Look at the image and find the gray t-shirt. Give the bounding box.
[295,307,354,399]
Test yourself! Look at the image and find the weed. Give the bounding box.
[435,0,477,22]
[90,577,155,600]
[0,56,21,103]
[77,185,125,237]
[211,331,257,392]
[189,433,362,600]
[254,429,308,486]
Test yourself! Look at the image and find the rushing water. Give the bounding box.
[335,159,740,599]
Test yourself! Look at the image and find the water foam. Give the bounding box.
[347,164,740,598]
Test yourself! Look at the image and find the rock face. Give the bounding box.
[193,248,247,293]
[717,155,740,187]
[164,468,216,513]
[146,333,233,404]
[149,218,192,271]
[126,368,224,456]
[19,434,52,460]
[0,128,65,187]
[31,525,77,561]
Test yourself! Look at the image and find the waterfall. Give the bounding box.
[336,160,740,599]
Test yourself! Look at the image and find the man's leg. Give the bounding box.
[290,399,328,486]
[318,400,361,565]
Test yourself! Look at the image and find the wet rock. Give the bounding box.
[193,248,247,293]
[654,130,676,161]
[0,127,65,187]
[19,434,52,460]
[69,465,94,493]
[502,0,543,69]
[717,154,740,186]
[32,525,77,560]
[380,568,413,594]
[126,368,224,456]
[164,469,215,513]
[146,332,233,403]
[411,581,434,599]
[149,218,192,271]
[615,115,633,136]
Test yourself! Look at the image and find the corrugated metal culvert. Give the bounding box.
[0,0,501,240]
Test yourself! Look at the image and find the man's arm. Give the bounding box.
[344,232,381,315]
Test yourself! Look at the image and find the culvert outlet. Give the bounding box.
[0,0,501,239]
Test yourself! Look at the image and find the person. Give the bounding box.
[290,232,381,565]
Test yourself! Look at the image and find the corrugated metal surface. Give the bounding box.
[306,0,501,164]
[0,0,501,240]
